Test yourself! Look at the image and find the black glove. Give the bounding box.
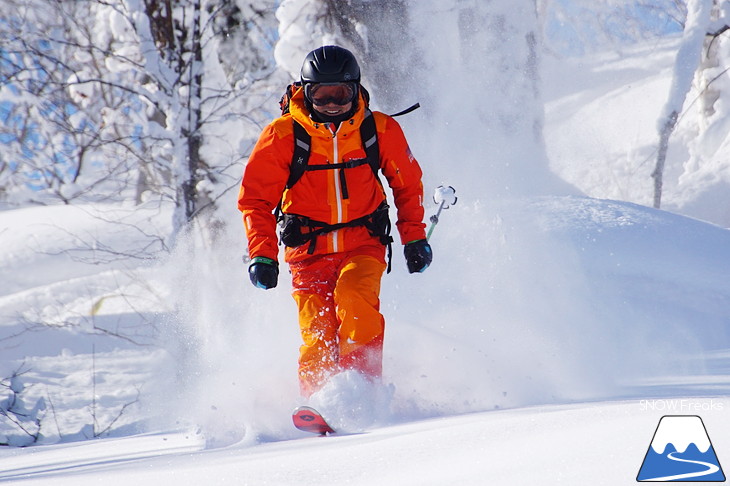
[248,257,279,289]
[404,239,432,274]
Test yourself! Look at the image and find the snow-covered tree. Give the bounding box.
[325,0,419,111]
[693,1,730,135]
[0,0,145,205]
[651,0,713,208]
[95,0,281,238]
[650,0,730,217]
[671,0,730,224]
[1,0,280,242]
[398,0,572,198]
[212,1,279,87]
[98,0,215,234]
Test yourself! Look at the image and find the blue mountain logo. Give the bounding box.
[637,415,725,482]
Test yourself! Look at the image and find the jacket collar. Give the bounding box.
[289,86,367,138]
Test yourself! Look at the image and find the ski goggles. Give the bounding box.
[304,82,357,106]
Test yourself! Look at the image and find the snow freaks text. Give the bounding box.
[639,400,724,412]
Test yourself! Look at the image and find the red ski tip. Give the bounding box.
[292,406,336,436]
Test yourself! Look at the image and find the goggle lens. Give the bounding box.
[306,83,356,106]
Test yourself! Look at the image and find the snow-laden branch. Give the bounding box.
[652,0,714,208]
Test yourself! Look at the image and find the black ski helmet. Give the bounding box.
[300,45,361,84]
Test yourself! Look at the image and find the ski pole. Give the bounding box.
[426,201,446,241]
[426,185,457,241]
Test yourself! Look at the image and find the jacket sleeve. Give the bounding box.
[237,121,293,261]
[376,115,427,244]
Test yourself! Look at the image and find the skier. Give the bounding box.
[238,45,432,398]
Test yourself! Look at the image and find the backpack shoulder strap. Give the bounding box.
[275,119,309,222]
[287,120,311,189]
[360,110,381,183]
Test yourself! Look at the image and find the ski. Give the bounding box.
[292,406,336,436]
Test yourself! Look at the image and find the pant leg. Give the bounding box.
[334,254,387,379]
[290,255,340,397]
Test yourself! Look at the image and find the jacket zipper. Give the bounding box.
[331,124,343,252]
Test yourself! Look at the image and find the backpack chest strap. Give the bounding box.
[287,111,381,189]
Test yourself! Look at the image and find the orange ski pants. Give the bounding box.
[290,251,387,397]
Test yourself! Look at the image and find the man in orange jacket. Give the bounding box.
[238,45,432,397]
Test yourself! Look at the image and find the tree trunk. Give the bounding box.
[183,0,204,222]
[652,111,679,209]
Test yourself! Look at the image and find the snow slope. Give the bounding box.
[1,401,728,486]
[3,21,730,486]
[2,192,730,484]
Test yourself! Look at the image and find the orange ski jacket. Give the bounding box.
[238,86,426,264]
